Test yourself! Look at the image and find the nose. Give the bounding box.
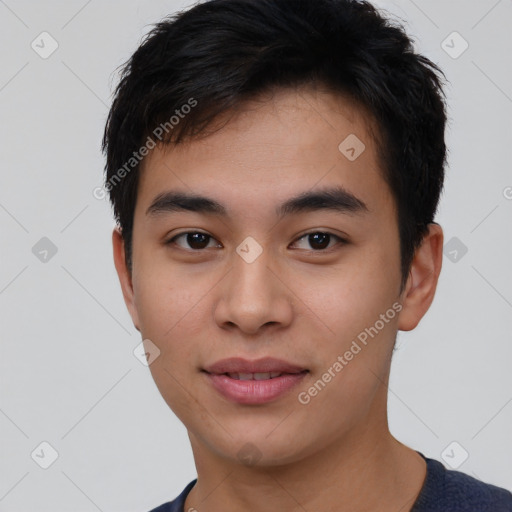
[213,248,293,335]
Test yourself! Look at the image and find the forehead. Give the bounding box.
[136,86,393,220]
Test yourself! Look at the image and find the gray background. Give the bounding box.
[0,0,511,510]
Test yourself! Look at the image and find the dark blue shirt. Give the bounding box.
[148,451,512,511]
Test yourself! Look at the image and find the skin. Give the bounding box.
[113,85,443,512]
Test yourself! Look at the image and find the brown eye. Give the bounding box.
[292,232,346,251]
[167,232,221,250]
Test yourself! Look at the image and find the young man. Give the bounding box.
[102,0,512,510]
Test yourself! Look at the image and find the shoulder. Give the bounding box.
[412,454,512,512]
[147,480,197,512]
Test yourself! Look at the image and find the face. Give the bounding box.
[114,86,436,467]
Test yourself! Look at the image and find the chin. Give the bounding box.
[209,427,315,467]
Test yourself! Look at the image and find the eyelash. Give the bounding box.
[165,230,347,252]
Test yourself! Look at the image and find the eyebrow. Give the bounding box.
[145,186,368,219]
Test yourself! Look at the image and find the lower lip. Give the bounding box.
[204,372,308,404]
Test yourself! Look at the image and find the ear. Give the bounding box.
[398,223,443,331]
[112,227,140,332]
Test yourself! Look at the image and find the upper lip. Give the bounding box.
[203,357,307,375]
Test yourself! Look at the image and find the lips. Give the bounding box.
[203,357,308,404]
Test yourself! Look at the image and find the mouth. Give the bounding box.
[202,357,309,404]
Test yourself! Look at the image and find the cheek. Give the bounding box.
[292,246,401,337]
[135,274,208,418]
[132,252,202,334]
[347,232,402,308]
[290,242,401,398]
[131,258,218,367]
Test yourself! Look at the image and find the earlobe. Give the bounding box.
[398,223,443,332]
[112,227,141,332]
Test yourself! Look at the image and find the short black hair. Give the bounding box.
[102,0,447,292]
